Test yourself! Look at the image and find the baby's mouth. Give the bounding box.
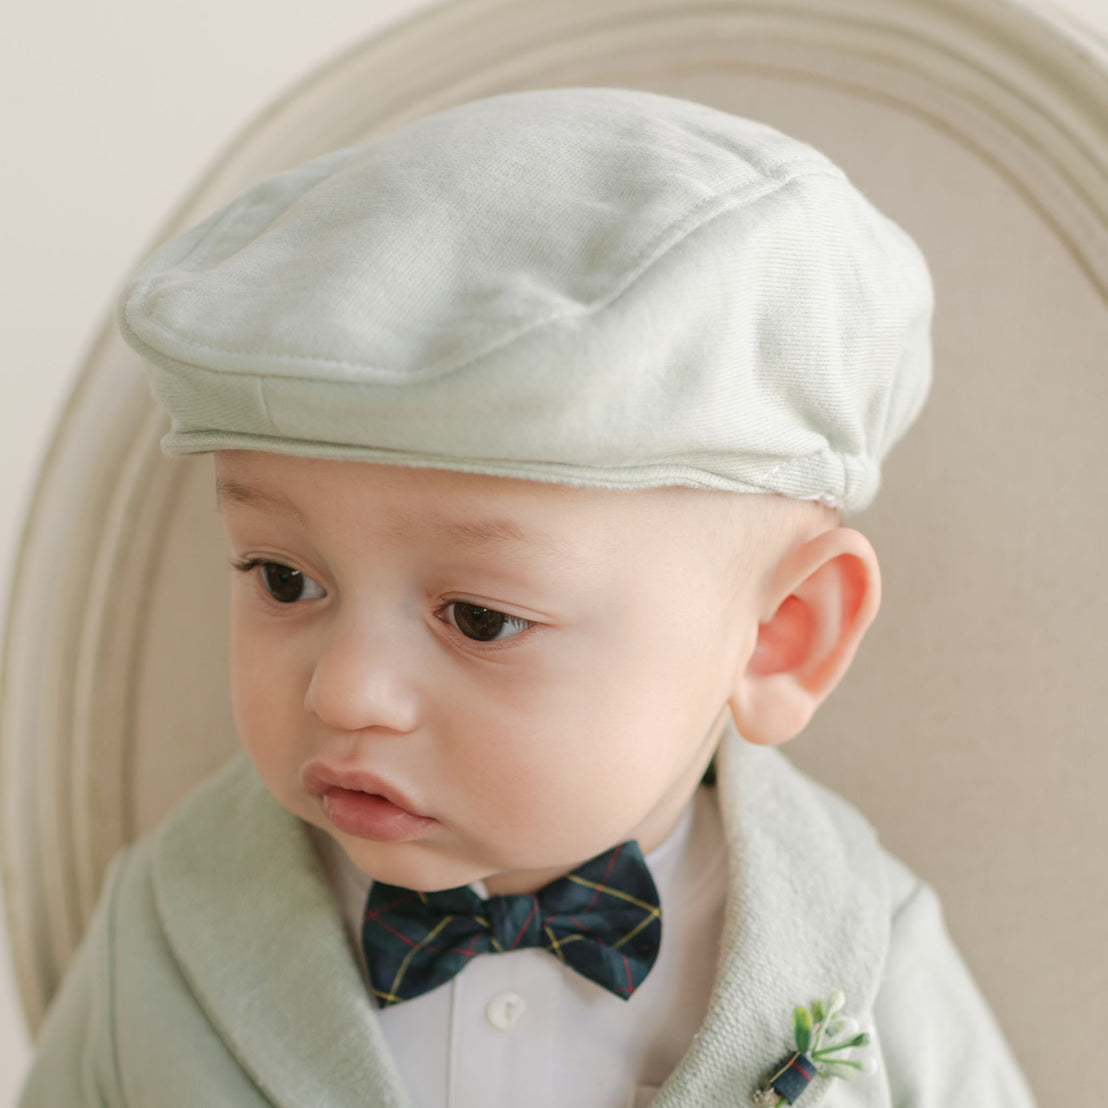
[319,787,436,842]
[301,762,434,842]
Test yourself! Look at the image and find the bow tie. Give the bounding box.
[362,841,662,1008]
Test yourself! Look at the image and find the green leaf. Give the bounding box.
[811,998,826,1024]
[793,1006,813,1053]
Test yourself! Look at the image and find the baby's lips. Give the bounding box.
[301,761,428,818]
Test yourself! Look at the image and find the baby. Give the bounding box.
[18,87,1036,1107]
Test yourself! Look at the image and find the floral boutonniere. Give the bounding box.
[752,989,877,1106]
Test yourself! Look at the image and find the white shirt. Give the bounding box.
[310,785,726,1108]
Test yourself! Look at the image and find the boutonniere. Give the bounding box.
[751,989,877,1106]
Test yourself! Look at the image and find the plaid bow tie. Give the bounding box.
[362,841,662,1008]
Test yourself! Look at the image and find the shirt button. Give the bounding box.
[485,991,526,1030]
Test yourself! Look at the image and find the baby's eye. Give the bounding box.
[445,602,533,642]
[261,563,325,604]
[233,559,326,604]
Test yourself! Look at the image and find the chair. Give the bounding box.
[5,1,1107,1099]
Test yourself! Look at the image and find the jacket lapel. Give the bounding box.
[150,752,414,1108]
[653,723,890,1106]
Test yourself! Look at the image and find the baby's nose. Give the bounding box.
[303,619,421,735]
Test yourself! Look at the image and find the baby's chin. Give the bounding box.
[324,831,497,892]
[334,834,609,896]
[358,853,483,893]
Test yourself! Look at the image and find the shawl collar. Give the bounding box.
[651,723,891,1106]
[151,722,890,1107]
[151,756,412,1108]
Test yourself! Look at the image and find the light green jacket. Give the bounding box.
[19,727,1037,1107]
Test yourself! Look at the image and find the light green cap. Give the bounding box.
[117,86,933,514]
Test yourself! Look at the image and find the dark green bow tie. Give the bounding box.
[362,841,662,1008]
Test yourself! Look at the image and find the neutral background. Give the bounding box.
[1,0,1104,1102]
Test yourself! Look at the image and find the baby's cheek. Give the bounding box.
[229,668,272,738]
[230,672,301,783]
[513,772,629,843]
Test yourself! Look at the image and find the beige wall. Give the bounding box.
[2,0,1105,1101]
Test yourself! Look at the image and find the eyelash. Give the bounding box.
[228,558,535,645]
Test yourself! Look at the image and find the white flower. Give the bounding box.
[828,1017,859,1040]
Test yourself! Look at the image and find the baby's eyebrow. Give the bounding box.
[386,514,565,556]
[215,477,307,526]
[215,477,569,557]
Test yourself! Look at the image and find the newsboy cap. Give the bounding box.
[117,86,933,514]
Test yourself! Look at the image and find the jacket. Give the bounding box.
[18,724,1038,1106]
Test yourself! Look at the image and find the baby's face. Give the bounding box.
[216,450,766,894]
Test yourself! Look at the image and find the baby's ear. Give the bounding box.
[729,528,881,746]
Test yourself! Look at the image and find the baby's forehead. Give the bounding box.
[213,450,775,552]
